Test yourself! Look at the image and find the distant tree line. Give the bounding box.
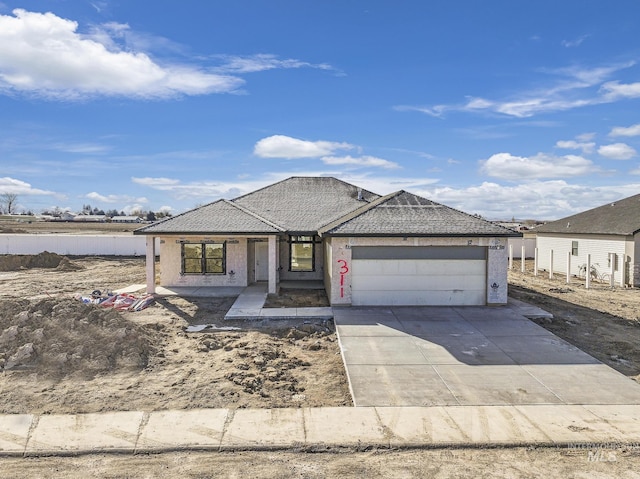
[41,203,172,221]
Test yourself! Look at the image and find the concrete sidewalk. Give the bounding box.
[1,405,640,456]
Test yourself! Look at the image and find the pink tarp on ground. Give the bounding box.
[78,292,155,311]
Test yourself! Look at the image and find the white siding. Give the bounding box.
[508,237,536,259]
[536,233,629,285]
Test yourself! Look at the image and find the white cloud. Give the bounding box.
[600,81,640,100]
[131,176,264,200]
[85,191,148,204]
[576,132,596,141]
[122,203,147,215]
[561,35,589,48]
[555,140,595,154]
[609,123,640,137]
[393,104,446,118]
[598,143,637,160]
[213,54,334,74]
[0,176,55,195]
[321,155,399,169]
[465,97,494,110]
[51,142,111,154]
[131,177,181,187]
[418,180,640,220]
[480,152,597,180]
[254,135,355,159]
[396,61,637,118]
[0,9,244,99]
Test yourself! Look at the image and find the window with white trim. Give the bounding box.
[571,241,578,256]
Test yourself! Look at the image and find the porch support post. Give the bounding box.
[521,245,526,273]
[586,254,591,289]
[145,235,156,294]
[508,244,513,270]
[268,235,277,294]
[610,253,616,287]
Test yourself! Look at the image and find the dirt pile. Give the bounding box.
[191,322,334,400]
[0,297,157,377]
[0,252,83,272]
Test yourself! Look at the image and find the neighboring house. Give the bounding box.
[59,212,76,221]
[111,216,142,223]
[134,177,520,306]
[535,193,640,287]
[73,215,106,222]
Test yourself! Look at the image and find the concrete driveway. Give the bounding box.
[334,301,640,407]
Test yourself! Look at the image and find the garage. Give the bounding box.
[350,246,487,306]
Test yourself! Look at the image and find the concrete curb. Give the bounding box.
[1,405,639,457]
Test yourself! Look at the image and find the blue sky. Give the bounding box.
[1,1,640,220]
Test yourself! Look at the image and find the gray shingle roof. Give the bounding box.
[134,200,283,235]
[320,190,520,237]
[232,177,380,233]
[536,193,640,235]
[135,177,519,237]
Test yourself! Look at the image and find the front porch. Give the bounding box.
[143,234,282,296]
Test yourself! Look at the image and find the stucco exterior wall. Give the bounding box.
[635,232,640,287]
[326,236,509,306]
[278,238,325,281]
[536,233,633,286]
[158,236,248,287]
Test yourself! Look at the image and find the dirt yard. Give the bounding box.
[0,255,350,414]
[508,259,640,384]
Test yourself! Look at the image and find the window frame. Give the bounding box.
[288,235,316,272]
[180,241,226,275]
[571,241,579,256]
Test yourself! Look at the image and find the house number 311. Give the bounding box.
[337,259,349,298]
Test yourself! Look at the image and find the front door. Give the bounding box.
[255,242,269,281]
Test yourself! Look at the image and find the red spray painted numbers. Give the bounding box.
[337,259,349,298]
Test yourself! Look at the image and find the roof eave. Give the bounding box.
[133,230,282,236]
[322,232,523,238]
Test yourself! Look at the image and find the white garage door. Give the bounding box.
[351,246,487,306]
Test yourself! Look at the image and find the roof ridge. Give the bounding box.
[231,176,293,202]
[225,200,286,232]
[232,176,380,203]
[318,190,402,235]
